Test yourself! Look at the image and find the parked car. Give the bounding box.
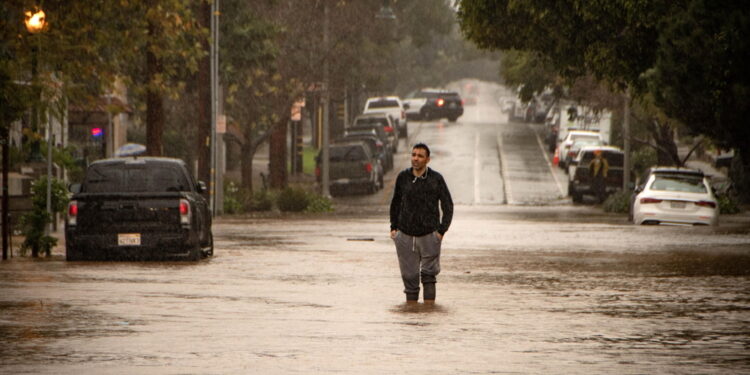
[403,94,427,121]
[562,136,604,172]
[339,129,392,171]
[567,146,625,203]
[631,167,717,226]
[363,96,408,138]
[352,113,399,153]
[417,89,464,122]
[316,141,383,195]
[66,157,213,261]
[558,130,605,169]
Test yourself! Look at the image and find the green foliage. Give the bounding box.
[19,176,69,257]
[717,194,741,215]
[304,193,333,213]
[222,180,245,214]
[248,190,274,212]
[276,187,310,212]
[602,190,632,214]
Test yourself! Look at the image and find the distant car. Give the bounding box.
[352,113,399,153]
[567,146,625,203]
[416,89,464,122]
[558,130,605,169]
[363,96,408,138]
[562,137,604,172]
[631,167,718,226]
[339,129,392,171]
[316,141,383,195]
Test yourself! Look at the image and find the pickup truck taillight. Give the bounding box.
[67,201,78,226]
[179,199,191,227]
[365,163,373,173]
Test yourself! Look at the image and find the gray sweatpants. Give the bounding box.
[393,231,442,295]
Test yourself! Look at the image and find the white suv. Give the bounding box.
[363,96,408,138]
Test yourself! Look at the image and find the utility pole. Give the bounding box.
[210,0,220,215]
[321,1,330,197]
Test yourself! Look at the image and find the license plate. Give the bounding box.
[335,178,350,184]
[118,233,141,246]
[670,201,686,209]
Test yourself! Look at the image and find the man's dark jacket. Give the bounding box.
[390,167,453,236]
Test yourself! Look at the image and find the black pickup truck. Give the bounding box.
[567,146,626,203]
[65,157,213,261]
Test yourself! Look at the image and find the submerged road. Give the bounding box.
[1,81,749,374]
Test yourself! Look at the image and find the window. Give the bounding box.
[84,164,189,193]
[367,100,399,109]
[650,175,707,193]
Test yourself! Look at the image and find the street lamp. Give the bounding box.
[24,7,47,162]
[24,9,47,33]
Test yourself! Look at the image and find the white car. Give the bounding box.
[632,168,718,226]
[558,130,604,168]
[363,96,408,138]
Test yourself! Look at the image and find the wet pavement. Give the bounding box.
[2,80,749,374]
[1,206,749,374]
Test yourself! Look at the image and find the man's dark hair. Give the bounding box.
[412,143,430,157]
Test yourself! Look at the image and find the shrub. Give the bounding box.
[248,190,274,212]
[305,192,334,213]
[19,176,69,257]
[603,189,632,214]
[223,181,245,214]
[717,194,741,214]
[276,187,310,212]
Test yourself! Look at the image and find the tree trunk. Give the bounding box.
[650,121,680,166]
[196,1,211,193]
[269,119,288,189]
[146,9,164,157]
[241,141,257,193]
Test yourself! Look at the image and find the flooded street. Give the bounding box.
[2,206,750,374]
[2,81,750,374]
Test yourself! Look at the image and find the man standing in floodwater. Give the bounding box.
[390,143,453,304]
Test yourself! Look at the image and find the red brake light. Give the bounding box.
[68,201,78,216]
[567,151,576,157]
[315,167,321,177]
[384,126,393,133]
[436,98,445,107]
[179,201,190,215]
[640,197,662,204]
[695,201,716,208]
[365,163,373,173]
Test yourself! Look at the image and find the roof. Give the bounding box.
[365,96,401,102]
[90,156,187,167]
[566,130,601,136]
[578,145,623,153]
[648,166,704,177]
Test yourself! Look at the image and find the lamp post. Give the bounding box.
[25,8,47,163]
